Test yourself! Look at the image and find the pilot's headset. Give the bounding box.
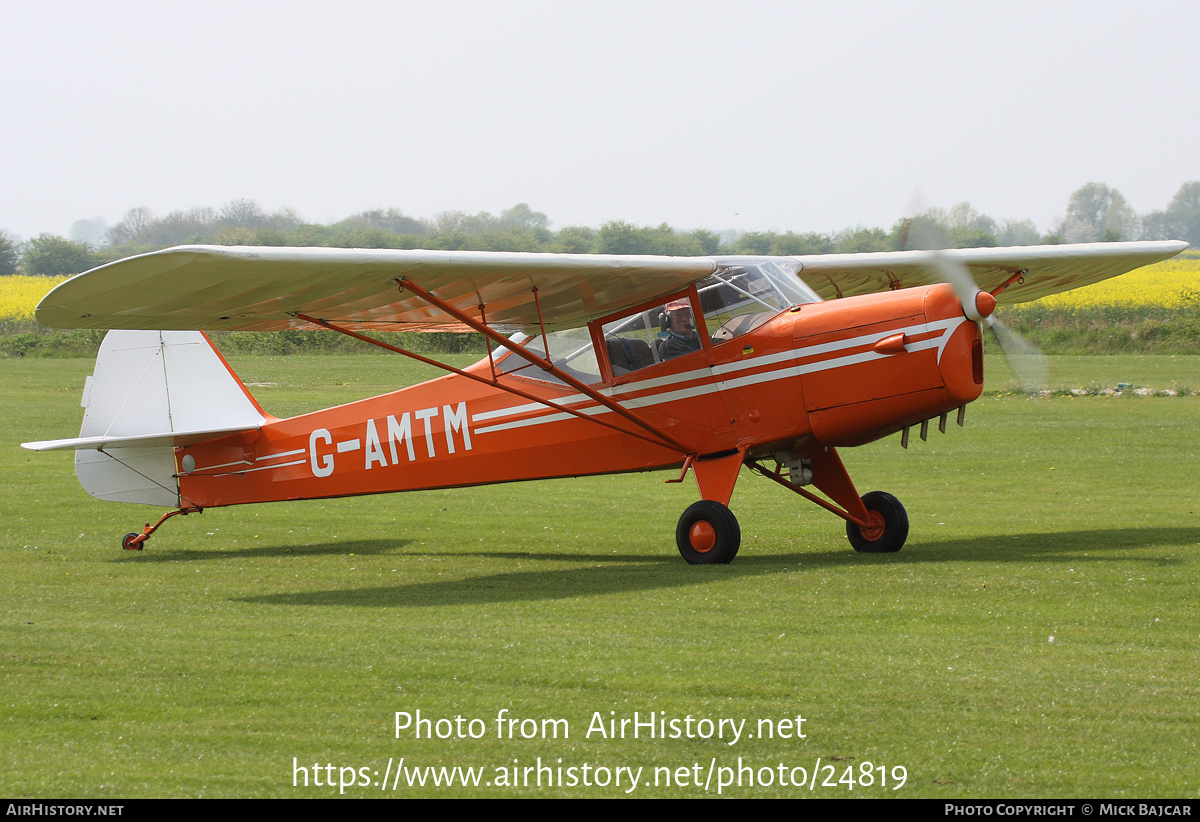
[659,299,693,332]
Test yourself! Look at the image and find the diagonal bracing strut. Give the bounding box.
[394,278,696,456]
[294,281,696,457]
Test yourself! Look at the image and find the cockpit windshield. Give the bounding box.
[701,258,820,343]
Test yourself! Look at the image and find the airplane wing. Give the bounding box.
[35,241,1188,334]
[35,246,719,333]
[790,241,1188,304]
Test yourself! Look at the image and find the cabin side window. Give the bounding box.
[494,328,602,386]
[600,293,707,377]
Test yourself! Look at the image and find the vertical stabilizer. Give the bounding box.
[62,331,266,506]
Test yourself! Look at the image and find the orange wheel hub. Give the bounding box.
[859,511,886,542]
[689,521,717,553]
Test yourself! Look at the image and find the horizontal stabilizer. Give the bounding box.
[22,425,262,452]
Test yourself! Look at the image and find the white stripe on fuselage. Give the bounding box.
[192,448,309,474]
[473,317,966,435]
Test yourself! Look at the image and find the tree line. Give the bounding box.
[3,181,1197,278]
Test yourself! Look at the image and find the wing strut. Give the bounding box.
[394,278,697,456]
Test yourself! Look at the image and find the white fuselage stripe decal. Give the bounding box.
[196,458,251,471]
[473,317,966,436]
[472,400,553,422]
[212,458,308,478]
[195,448,310,473]
[255,448,306,461]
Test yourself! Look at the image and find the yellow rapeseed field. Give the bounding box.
[1021,254,1200,309]
[0,276,68,322]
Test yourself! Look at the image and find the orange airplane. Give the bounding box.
[23,241,1186,563]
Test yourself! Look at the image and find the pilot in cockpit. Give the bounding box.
[658,299,703,360]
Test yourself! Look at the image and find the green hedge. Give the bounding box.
[992,306,1200,354]
[0,322,486,359]
[6,309,1200,359]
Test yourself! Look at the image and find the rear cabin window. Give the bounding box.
[494,328,601,386]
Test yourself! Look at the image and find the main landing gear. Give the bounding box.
[845,491,909,554]
[669,447,911,565]
[676,500,741,564]
[674,490,908,564]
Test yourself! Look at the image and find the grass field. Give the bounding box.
[3,354,1199,798]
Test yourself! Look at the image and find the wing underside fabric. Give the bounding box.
[792,241,1188,303]
[36,246,719,333]
[34,241,1187,334]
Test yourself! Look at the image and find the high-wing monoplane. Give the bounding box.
[23,241,1187,562]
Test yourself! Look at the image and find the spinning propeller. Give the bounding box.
[899,203,1048,394]
[931,251,1048,394]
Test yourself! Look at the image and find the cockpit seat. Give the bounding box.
[606,336,654,375]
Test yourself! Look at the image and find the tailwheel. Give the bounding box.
[846,491,909,554]
[116,507,201,552]
[676,500,740,565]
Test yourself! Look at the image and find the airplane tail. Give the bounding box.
[21,331,267,507]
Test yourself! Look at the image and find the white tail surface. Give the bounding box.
[23,331,266,506]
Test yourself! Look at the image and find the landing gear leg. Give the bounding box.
[748,447,911,555]
[676,500,740,564]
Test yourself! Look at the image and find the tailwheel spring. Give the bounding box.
[119,506,202,551]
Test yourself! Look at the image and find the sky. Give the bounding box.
[3,0,1198,242]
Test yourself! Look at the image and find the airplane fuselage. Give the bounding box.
[174,283,983,510]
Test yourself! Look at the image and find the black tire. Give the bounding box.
[846,491,908,554]
[676,500,740,564]
[122,533,143,551]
